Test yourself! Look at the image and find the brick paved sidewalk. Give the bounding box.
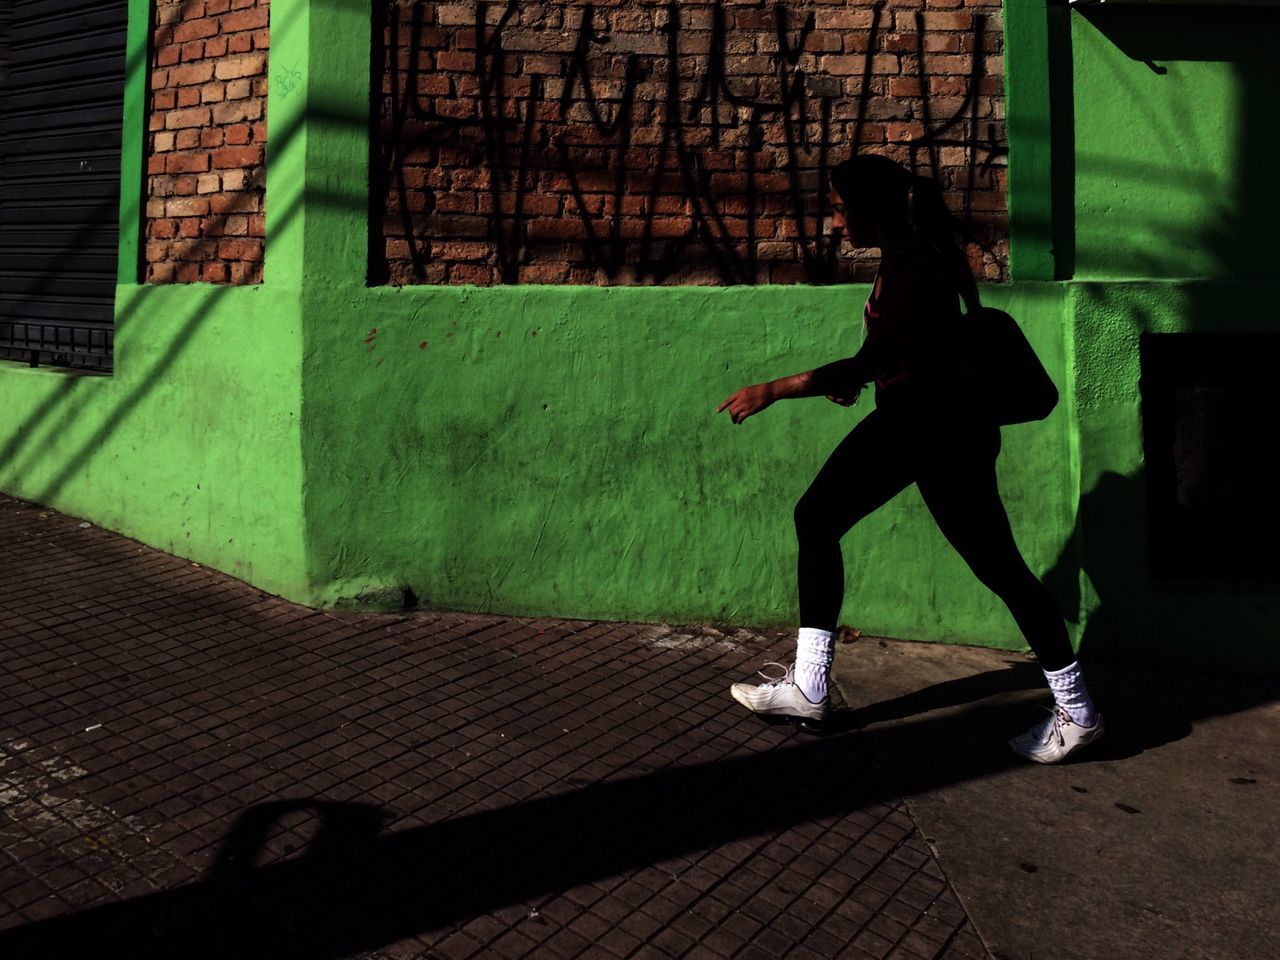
[0,495,989,960]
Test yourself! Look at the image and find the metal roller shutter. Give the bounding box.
[0,0,128,371]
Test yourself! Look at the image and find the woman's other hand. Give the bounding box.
[825,386,861,407]
[716,383,775,424]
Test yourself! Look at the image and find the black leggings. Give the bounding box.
[793,405,1074,671]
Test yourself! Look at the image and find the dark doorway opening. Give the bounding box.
[1140,332,1280,584]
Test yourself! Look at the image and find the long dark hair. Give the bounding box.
[829,155,979,313]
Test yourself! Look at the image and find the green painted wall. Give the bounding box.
[290,0,1077,650]
[3,0,1278,673]
[1071,8,1280,280]
[1003,0,1055,281]
[291,1,1280,671]
[300,283,1073,651]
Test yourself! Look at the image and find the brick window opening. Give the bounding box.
[1140,333,1280,583]
[371,0,1009,287]
[145,0,270,284]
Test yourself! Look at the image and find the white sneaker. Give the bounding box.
[729,662,829,721]
[1009,705,1105,764]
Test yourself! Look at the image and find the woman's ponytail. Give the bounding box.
[908,174,980,314]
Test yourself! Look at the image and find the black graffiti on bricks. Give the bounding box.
[373,1,1008,285]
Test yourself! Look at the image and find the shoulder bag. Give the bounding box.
[960,301,1059,425]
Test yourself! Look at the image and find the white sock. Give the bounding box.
[1043,661,1098,727]
[795,627,834,704]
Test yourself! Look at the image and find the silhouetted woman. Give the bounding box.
[716,154,1102,763]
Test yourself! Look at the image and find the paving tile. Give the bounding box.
[0,495,987,960]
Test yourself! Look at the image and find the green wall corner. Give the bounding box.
[1,0,310,600]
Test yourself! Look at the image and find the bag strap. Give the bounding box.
[924,239,981,316]
[957,254,981,317]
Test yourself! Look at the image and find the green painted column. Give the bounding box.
[266,0,370,290]
[262,0,310,288]
[1003,0,1056,282]
[116,0,153,284]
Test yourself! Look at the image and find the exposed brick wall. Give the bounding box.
[373,0,1007,287]
[145,0,269,284]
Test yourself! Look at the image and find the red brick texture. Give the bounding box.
[373,0,1007,287]
[145,0,269,284]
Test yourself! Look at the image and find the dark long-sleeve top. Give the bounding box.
[808,243,968,403]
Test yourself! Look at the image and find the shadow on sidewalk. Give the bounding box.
[2,657,1274,960]
[0,730,884,959]
[834,655,1278,798]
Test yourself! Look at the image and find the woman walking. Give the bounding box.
[716,155,1102,764]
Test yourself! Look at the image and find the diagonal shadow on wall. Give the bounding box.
[2,100,371,507]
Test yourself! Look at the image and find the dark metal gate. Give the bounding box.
[0,0,129,371]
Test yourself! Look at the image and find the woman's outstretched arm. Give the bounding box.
[716,336,893,425]
[717,372,817,424]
